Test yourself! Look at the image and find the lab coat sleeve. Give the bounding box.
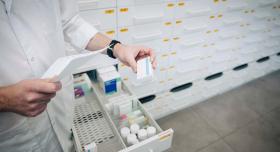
[59,0,98,49]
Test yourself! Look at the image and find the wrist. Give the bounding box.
[113,43,124,59]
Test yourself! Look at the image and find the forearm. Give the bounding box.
[0,86,9,112]
[86,33,112,51]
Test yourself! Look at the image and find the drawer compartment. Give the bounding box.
[72,74,173,152]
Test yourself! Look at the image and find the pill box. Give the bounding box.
[137,57,153,80]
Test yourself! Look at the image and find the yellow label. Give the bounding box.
[120,8,128,12]
[171,51,177,55]
[106,30,115,35]
[120,28,128,32]
[163,38,170,42]
[214,29,219,32]
[213,0,219,3]
[165,22,172,26]
[178,2,185,6]
[173,37,180,40]
[123,77,128,81]
[167,3,174,8]
[176,20,182,24]
[161,54,168,58]
[210,15,215,19]
[218,14,223,18]
[105,9,114,14]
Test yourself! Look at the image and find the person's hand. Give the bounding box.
[1,79,61,117]
[113,44,157,72]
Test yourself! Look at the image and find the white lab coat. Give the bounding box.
[0,0,98,151]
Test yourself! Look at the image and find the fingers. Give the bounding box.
[152,58,157,69]
[127,56,137,73]
[136,48,157,69]
[30,79,62,94]
[28,92,56,103]
[27,103,47,117]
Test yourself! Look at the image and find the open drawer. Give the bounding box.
[72,74,173,152]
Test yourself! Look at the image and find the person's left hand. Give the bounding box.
[113,44,157,73]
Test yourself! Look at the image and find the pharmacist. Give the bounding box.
[0,0,156,151]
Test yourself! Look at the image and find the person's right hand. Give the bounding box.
[1,79,61,117]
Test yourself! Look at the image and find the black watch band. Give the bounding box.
[107,40,121,59]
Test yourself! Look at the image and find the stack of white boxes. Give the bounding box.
[77,0,280,119]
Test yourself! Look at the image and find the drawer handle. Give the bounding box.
[233,63,248,71]
[133,31,162,42]
[256,56,270,63]
[139,94,156,104]
[277,52,280,56]
[205,72,223,81]
[170,82,193,93]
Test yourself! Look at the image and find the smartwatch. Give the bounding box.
[107,40,121,59]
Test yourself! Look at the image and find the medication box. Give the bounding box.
[99,71,121,95]
[137,57,153,80]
